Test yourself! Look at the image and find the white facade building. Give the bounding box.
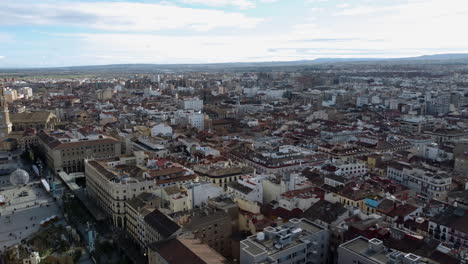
[227,174,266,203]
[356,96,369,107]
[151,123,173,137]
[182,97,203,111]
[387,162,452,200]
[186,182,224,207]
[338,237,425,264]
[18,87,33,98]
[335,160,368,178]
[188,112,204,131]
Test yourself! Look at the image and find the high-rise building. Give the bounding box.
[427,93,450,115]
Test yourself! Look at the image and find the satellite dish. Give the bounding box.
[10,169,30,186]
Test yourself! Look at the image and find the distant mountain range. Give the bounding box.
[312,53,468,63]
[2,53,468,75]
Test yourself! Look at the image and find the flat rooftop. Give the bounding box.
[241,218,325,258]
[88,160,145,183]
[340,237,388,264]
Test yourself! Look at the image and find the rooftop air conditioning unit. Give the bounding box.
[368,238,383,252]
[404,253,420,264]
[257,232,265,241]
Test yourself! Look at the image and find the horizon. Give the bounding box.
[1,0,468,68]
[2,52,468,70]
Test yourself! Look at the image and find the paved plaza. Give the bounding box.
[0,180,62,251]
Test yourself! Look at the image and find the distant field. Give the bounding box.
[1,54,468,78]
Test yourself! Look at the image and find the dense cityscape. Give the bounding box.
[0,58,467,264]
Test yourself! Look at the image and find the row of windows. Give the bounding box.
[63,147,114,156]
[278,249,307,263]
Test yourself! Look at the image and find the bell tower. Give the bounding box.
[0,84,12,138]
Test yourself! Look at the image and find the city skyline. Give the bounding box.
[1,0,468,67]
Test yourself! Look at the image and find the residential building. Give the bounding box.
[170,197,238,258]
[148,236,227,264]
[125,192,161,248]
[182,97,203,111]
[188,112,205,131]
[194,161,253,189]
[338,236,425,264]
[356,96,369,107]
[226,174,266,203]
[142,209,181,247]
[387,162,451,200]
[85,153,196,228]
[85,153,153,228]
[240,218,329,264]
[428,206,468,249]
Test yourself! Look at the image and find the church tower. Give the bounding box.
[0,84,12,138]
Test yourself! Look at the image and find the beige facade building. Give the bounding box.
[85,153,155,228]
[161,185,192,213]
[96,88,114,100]
[38,131,121,173]
[8,130,38,150]
[85,152,196,228]
[10,111,59,131]
[194,161,253,189]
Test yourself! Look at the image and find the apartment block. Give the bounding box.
[240,218,329,264]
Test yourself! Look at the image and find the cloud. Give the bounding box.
[2,0,468,67]
[64,30,425,66]
[0,33,13,43]
[336,3,349,8]
[181,0,256,9]
[309,8,324,13]
[181,0,279,9]
[305,0,328,3]
[76,33,275,64]
[0,56,5,60]
[293,38,361,42]
[329,0,468,50]
[334,5,398,16]
[0,1,263,31]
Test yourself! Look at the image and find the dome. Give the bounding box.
[10,169,30,186]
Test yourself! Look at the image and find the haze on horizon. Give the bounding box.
[0,0,467,68]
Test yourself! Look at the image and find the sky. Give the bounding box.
[0,0,468,68]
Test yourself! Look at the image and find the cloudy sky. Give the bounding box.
[0,0,467,67]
